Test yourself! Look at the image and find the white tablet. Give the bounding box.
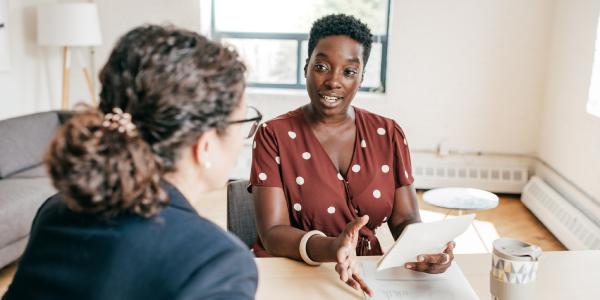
[376,214,475,271]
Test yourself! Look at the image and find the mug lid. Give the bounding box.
[492,238,542,261]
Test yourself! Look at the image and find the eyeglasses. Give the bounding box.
[228,106,263,139]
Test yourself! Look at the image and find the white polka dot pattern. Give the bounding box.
[373,189,381,199]
[381,165,390,173]
[248,110,415,234]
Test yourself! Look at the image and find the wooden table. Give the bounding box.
[255,250,600,299]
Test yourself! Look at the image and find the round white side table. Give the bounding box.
[423,187,499,214]
[423,187,499,252]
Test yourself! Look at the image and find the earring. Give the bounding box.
[200,151,212,169]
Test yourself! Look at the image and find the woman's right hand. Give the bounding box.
[332,215,373,297]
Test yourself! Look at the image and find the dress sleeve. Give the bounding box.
[249,124,283,191]
[392,122,415,188]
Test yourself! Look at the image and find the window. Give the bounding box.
[588,15,600,117]
[210,0,391,92]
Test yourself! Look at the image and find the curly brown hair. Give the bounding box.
[44,25,246,217]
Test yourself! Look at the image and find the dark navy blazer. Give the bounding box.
[3,182,258,300]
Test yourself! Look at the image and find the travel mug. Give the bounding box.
[490,238,542,300]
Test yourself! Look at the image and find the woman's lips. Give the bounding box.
[319,93,343,105]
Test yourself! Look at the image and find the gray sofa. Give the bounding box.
[0,111,70,268]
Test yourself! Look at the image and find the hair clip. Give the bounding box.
[102,107,137,136]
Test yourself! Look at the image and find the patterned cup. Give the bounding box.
[490,238,542,300]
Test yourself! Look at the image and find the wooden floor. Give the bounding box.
[0,191,565,296]
[416,192,566,251]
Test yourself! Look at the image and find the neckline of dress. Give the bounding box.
[296,106,361,180]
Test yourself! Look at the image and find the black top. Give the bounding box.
[4,182,258,300]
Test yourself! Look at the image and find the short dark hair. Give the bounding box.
[45,25,246,218]
[308,14,373,66]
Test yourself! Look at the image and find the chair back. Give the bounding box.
[227,180,257,247]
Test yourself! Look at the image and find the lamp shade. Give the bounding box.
[37,3,102,46]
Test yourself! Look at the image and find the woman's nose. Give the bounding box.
[323,70,343,90]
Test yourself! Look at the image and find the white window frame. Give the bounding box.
[587,15,600,118]
[203,0,391,93]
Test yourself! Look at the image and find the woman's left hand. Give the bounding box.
[404,241,455,274]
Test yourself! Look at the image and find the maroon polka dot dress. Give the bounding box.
[249,106,414,256]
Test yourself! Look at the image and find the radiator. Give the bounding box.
[522,176,600,250]
[411,153,530,194]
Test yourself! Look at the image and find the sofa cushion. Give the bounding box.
[0,111,60,178]
[11,164,48,179]
[0,177,56,248]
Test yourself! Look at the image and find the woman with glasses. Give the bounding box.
[4,25,258,300]
[249,14,455,296]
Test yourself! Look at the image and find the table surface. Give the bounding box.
[255,250,600,300]
[422,188,499,211]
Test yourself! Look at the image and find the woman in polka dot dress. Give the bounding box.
[249,14,455,295]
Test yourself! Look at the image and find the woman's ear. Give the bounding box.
[192,128,217,169]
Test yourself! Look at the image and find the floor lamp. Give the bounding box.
[37,3,102,110]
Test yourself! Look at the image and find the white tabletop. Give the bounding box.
[255,250,600,300]
[422,188,499,211]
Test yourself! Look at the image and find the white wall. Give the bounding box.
[537,0,600,201]
[93,0,201,72]
[1,0,596,202]
[0,0,202,121]
[2,0,554,157]
[0,0,58,120]
[0,0,98,120]
[246,0,554,156]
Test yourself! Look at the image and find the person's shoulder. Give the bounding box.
[191,215,247,250]
[161,206,249,255]
[179,213,254,257]
[175,221,258,299]
[355,106,409,143]
[153,184,244,252]
[36,193,63,214]
[166,214,258,298]
[31,193,73,226]
[252,108,304,145]
[259,107,303,131]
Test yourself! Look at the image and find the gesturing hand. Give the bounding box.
[333,215,373,297]
[404,241,456,274]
